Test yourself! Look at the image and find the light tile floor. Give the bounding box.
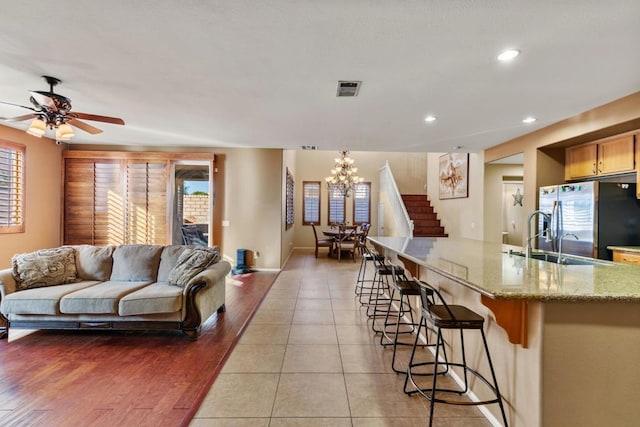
[191,250,492,426]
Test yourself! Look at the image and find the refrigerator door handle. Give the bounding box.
[552,201,561,252]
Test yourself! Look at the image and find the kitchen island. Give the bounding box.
[369,236,640,427]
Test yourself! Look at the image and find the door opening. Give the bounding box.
[173,162,211,246]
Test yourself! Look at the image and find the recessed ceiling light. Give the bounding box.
[522,116,537,124]
[498,49,520,62]
[424,115,437,123]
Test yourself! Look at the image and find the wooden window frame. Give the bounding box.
[328,184,346,225]
[352,182,371,225]
[0,141,25,234]
[302,181,321,225]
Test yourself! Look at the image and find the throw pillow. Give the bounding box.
[110,245,164,281]
[73,245,115,281]
[167,247,220,288]
[12,247,78,291]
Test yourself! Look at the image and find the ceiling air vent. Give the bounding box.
[301,145,317,150]
[337,81,361,97]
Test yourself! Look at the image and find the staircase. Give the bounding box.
[401,195,448,237]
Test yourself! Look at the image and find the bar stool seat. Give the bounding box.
[404,279,509,427]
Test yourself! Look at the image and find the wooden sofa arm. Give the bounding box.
[181,260,231,339]
[0,268,17,296]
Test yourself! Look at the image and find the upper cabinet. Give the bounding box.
[565,143,598,179]
[565,134,636,181]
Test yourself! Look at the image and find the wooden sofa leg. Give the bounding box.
[217,304,226,313]
[182,326,201,340]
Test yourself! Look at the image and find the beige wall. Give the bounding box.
[0,126,64,268]
[292,150,429,249]
[212,147,284,270]
[427,152,485,240]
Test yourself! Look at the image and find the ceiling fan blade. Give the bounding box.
[73,112,125,125]
[0,113,37,122]
[29,91,57,111]
[0,100,37,111]
[67,118,103,134]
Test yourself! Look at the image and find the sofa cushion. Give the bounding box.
[74,245,115,281]
[110,245,163,282]
[1,281,100,315]
[12,247,78,291]
[59,281,152,314]
[118,282,183,316]
[167,247,220,288]
[157,245,191,282]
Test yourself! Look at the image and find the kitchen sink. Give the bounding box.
[508,250,610,266]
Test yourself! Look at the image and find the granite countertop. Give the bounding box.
[368,236,640,302]
[607,246,640,253]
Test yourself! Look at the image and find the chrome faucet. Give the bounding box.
[526,210,552,258]
[558,233,579,264]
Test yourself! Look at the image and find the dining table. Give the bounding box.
[321,227,363,239]
[322,227,363,258]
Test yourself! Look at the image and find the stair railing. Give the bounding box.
[378,161,413,238]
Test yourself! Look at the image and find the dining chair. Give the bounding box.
[311,223,334,258]
[335,225,357,261]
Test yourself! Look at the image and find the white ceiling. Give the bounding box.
[0,1,638,152]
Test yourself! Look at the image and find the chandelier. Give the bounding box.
[325,151,364,197]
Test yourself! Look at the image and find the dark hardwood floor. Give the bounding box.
[0,271,279,427]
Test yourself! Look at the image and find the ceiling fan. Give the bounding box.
[0,75,125,141]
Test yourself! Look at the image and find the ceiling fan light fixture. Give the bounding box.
[26,118,46,137]
[56,123,75,140]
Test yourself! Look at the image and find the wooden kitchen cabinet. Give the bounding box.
[565,133,635,181]
[612,249,640,266]
[565,143,598,180]
[597,135,635,175]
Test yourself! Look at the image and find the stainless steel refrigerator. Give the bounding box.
[538,181,640,260]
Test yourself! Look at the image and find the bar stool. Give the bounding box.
[365,247,404,334]
[355,232,381,302]
[404,279,509,427]
[379,264,424,374]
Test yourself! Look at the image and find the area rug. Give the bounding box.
[0,272,278,427]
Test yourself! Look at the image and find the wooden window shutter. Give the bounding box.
[64,158,123,245]
[125,160,168,244]
[64,157,169,245]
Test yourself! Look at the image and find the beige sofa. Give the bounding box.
[0,244,231,340]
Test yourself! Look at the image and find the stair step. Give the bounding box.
[411,214,439,221]
[401,194,430,201]
[401,193,447,237]
[413,220,442,228]
[405,207,434,214]
[414,232,448,237]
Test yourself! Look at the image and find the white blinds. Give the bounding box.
[328,184,345,224]
[303,181,320,225]
[0,143,24,232]
[353,182,370,224]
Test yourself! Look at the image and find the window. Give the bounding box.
[0,142,25,233]
[328,184,346,224]
[302,181,321,225]
[352,182,371,225]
